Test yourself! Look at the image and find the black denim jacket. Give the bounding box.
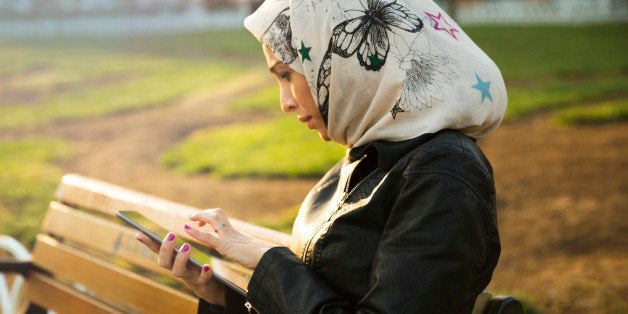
[203,130,500,313]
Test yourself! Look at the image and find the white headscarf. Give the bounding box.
[245,0,507,148]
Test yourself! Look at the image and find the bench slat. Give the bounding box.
[24,272,123,314]
[56,173,291,246]
[31,234,198,313]
[42,201,167,276]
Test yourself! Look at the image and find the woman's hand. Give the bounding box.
[135,232,226,306]
[186,208,278,269]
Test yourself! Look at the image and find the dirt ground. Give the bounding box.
[7,80,627,312]
[480,117,627,312]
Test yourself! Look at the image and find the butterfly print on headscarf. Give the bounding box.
[331,0,423,71]
[260,8,298,65]
[390,34,458,119]
[316,0,424,124]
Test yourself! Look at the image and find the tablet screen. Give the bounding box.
[116,210,246,296]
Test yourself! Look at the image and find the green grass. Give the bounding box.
[0,30,266,131]
[465,24,628,120]
[465,25,628,79]
[504,73,628,119]
[163,76,341,179]
[0,139,74,247]
[258,205,300,234]
[229,85,280,113]
[0,48,247,130]
[554,99,628,125]
[162,116,346,178]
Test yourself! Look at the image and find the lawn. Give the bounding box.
[0,31,261,130]
[162,116,346,178]
[464,24,628,119]
[0,139,73,245]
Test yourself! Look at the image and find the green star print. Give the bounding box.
[298,41,312,62]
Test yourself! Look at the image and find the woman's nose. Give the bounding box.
[280,88,298,113]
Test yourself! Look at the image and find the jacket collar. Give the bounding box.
[348,132,440,171]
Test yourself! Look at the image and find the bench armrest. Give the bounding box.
[0,259,34,275]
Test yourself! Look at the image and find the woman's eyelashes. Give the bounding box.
[279,71,292,81]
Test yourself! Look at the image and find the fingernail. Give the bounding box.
[166,233,175,241]
[184,224,191,230]
[180,243,190,252]
[203,265,210,272]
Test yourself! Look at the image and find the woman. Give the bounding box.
[137,0,507,312]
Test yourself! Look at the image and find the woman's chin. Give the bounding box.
[317,131,331,142]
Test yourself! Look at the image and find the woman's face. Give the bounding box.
[263,46,330,142]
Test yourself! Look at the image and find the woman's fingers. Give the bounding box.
[187,208,273,269]
[189,208,232,234]
[170,244,213,283]
[135,232,160,253]
[136,229,226,304]
[158,232,177,269]
[198,264,213,284]
[171,243,191,277]
[184,224,221,247]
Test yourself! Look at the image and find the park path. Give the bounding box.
[2,71,317,222]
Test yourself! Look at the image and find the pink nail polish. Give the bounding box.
[180,243,190,252]
[166,233,175,241]
[184,224,191,230]
[203,265,210,272]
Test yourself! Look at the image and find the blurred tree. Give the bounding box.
[436,0,460,19]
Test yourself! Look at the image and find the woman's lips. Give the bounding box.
[299,116,314,129]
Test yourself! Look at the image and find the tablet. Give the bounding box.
[116,210,246,296]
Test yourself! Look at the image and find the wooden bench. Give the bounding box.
[0,173,521,314]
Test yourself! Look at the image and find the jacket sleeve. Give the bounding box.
[357,170,500,312]
[197,287,249,314]
[247,246,353,312]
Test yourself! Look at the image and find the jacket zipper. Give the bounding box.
[244,301,257,313]
[302,157,381,267]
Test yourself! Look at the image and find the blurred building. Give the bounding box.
[0,0,253,17]
[453,0,628,24]
[0,0,255,37]
[0,0,626,37]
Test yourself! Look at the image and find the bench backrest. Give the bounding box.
[25,173,290,313]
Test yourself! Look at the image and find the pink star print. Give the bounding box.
[424,11,459,40]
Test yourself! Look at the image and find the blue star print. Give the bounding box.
[471,73,492,103]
